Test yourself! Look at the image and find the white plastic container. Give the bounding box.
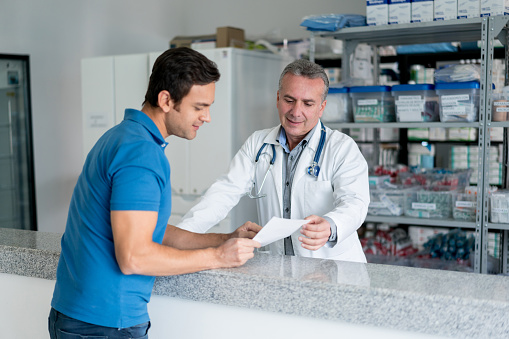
[492,86,509,121]
[321,87,352,123]
[405,189,454,219]
[435,81,480,122]
[490,191,509,223]
[349,85,395,122]
[391,84,439,122]
[369,184,418,216]
[452,192,477,221]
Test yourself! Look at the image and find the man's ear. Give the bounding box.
[158,90,173,113]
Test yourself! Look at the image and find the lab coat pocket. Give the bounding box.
[303,181,334,217]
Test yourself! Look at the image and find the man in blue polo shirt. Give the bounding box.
[49,47,261,338]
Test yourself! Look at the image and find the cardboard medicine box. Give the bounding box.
[170,26,245,49]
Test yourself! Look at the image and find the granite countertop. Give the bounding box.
[1,228,509,338]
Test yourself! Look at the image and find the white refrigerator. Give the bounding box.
[82,48,292,233]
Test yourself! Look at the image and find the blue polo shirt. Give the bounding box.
[51,109,172,328]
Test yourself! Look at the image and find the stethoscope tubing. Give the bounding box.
[249,122,326,198]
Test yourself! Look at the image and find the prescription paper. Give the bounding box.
[253,217,309,247]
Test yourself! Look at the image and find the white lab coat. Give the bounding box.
[177,121,370,262]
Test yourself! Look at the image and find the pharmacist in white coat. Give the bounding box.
[177,59,369,262]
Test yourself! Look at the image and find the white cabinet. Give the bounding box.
[82,53,149,161]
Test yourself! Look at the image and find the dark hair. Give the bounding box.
[278,59,329,103]
[143,47,220,108]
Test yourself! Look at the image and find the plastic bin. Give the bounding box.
[398,168,472,190]
[369,185,418,216]
[452,192,477,221]
[435,81,480,122]
[391,84,439,122]
[492,91,509,122]
[349,85,395,122]
[321,87,352,123]
[490,191,509,223]
[405,188,455,219]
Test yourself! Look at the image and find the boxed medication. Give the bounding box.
[389,0,411,24]
[350,85,396,122]
[458,0,481,18]
[481,0,509,16]
[367,0,389,26]
[411,0,434,23]
[391,84,439,122]
[436,81,480,122]
[321,87,352,123]
[407,128,429,140]
[435,0,459,20]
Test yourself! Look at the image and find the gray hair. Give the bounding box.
[278,59,329,103]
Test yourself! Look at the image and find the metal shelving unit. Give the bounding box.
[315,16,509,274]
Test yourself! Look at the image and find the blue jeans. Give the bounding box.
[48,308,150,338]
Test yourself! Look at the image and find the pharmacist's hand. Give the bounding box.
[298,215,331,251]
[216,238,261,268]
[230,221,262,239]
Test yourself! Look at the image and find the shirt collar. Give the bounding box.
[276,122,319,154]
[123,108,168,149]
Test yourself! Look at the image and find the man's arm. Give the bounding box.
[162,221,261,250]
[111,210,260,276]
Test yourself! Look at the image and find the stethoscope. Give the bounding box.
[248,122,326,199]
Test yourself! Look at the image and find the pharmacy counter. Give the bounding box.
[1,228,509,339]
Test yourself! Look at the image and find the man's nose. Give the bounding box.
[201,109,211,123]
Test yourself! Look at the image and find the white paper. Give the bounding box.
[253,217,310,247]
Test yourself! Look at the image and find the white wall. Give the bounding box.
[0,0,365,233]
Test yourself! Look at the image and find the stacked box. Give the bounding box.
[481,0,509,16]
[435,0,459,20]
[447,127,477,141]
[411,0,434,22]
[408,226,444,250]
[458,0,481,18]
[367,0,389,26]
[389,0,411,24]
[488,232,501,259]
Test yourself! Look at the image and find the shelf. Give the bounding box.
[490,121,509,128]
[488,222,509,231]
[365,215,476,228]
[327,121,481,129]
[319,17,487,45]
